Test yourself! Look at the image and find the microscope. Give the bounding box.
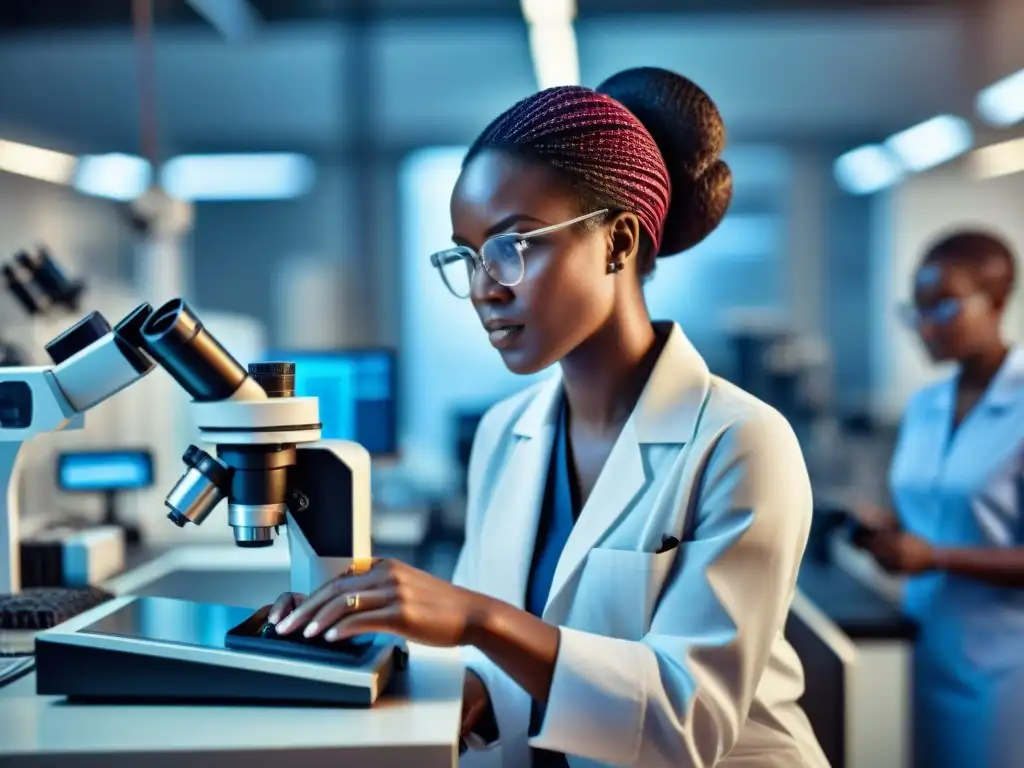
[2,298,404,706]
[0,246,85,368]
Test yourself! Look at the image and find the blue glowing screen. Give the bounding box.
[58,450,154,492]
[263,350,397,456]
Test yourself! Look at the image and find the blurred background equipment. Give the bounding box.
[2,247,84,318]
[56,448,154,543]
[264,348,398,458]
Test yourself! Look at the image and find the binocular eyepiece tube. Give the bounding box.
[141,299,301,547]
[139,298,267,403]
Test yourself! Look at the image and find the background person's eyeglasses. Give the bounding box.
[897,293,988,328]
[429,209,609,299]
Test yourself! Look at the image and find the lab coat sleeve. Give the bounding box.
[530,408,813,767]
[451,408,519,751]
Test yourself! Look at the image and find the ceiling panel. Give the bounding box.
[0,10,977,151]
[370,18,536,146]
[578,13,968,138]
[0,25,347,152]
[0,0,976,32]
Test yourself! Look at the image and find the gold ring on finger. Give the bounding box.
[346,593,360,610]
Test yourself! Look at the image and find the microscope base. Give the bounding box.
[34,596,405,706]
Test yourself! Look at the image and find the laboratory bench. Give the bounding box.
[0,545,464,768]
[0,526,916,768]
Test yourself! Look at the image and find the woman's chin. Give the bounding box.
[497,347,549,376]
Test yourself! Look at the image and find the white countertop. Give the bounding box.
[0,646,462,767]
[0,546,465,768]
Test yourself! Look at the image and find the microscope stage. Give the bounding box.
[34,596,404,706]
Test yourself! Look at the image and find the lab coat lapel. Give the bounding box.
[946,346,1024,467]
[479,376,561,608]
[544,323,710,614]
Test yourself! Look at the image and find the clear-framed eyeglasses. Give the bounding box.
[429,209,610,299]
[897,292,988,328]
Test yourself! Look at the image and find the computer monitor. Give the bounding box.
[263,349,398,457]
[57,449,154,494]
[56,449,154,544]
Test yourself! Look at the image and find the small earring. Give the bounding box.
[606,260,624,274]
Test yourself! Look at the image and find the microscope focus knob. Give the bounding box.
[248,361,295,398]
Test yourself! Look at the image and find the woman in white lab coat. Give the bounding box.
[855,230,1024,768]
[267,67,827,768]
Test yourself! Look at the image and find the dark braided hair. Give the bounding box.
[465,67,733,276]
[923,229,1017,302]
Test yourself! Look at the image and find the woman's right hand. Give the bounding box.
[851,502,900,534]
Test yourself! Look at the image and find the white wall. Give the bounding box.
[0,172,136,531]
[872,163,1024,421]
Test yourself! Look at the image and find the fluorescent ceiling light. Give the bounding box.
[977,69,1024,128]
[0,139,77,185]
[969,136,1024,180]
[521,0,574,23]
[160,153,316,201]
[528,21,580,89]
[74,153,152,201]
[833,144,904,195]
[521,0,579,89]
[884,115,973,173]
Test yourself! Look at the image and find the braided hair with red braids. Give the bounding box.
[465,67,733,276]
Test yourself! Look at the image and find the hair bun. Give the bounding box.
[597,67,733,256]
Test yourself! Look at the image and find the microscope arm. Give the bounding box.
[0,306,157,595]
[1,442,26,595]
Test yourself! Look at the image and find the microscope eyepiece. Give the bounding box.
[46,305,156,413]
[140,299,258,402]
[247,362,295,398]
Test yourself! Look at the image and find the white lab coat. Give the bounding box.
[453,322,829,768]
[890,345,1024,768]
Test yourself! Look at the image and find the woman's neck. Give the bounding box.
[960,341,1010,390]
[559,312,660,436]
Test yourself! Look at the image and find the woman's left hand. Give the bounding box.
[859,530,936,575]
[268,558,489,647]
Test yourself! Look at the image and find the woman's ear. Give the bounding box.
[607,212,641,271]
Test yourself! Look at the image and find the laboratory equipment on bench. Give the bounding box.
[0,297,404,705]
[0,247,85,369]
[56,448,154,544]
[2,247,84,319]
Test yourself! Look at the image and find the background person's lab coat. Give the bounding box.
[890,346,1024,768]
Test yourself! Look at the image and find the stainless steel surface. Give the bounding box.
[164,466,225,527]
[78,596,252,649]
[127,567,289,608]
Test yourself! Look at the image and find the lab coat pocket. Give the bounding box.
[565,547,676,641]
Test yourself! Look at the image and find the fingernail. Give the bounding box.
[303,621,320,638]
[267,614,279,624]
[324,628,338,642]
[275,616,294,633]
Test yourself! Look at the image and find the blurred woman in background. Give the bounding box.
[856,230,1024,768]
